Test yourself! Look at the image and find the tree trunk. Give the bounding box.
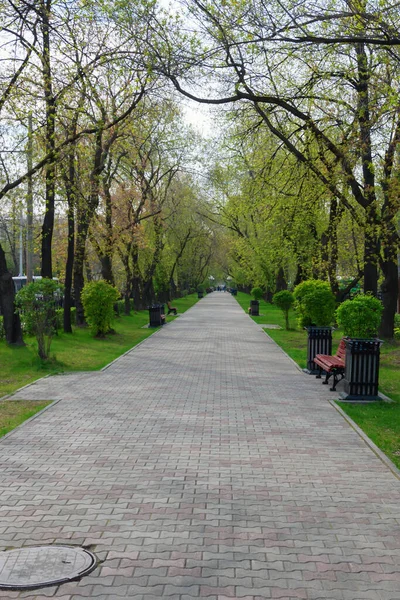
[0,243,24,345]
[356,43,379,297]
[73,218,89,326]
[124,293,131,315]
[363,229,379,296]
[294,262,305,288]
[63,202,75,333]
[101,177,114,285]
[380,257,398,338]
[169,277,177,299]
[132,276,142,310]
[275,267,287,292]
[62,143,76,333]
[40,0,56,279]
[142,279,156,308]
[326,197,341,296]
[73,129,104,326]
[100,255,114,285]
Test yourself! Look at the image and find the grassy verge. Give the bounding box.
[235,291,400,470]
[0,294,198,399]
[0,400,52,438]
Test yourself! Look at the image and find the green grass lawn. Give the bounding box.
[235,291,400,470]
[0,294,198,399]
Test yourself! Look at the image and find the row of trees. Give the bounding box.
[151,0,400,337]
[1,0,400,340]
[0,0,221,342]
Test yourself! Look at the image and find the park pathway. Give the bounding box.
[1,293,400,600]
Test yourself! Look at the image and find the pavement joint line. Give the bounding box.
[329,399,400,480]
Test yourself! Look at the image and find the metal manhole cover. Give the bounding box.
[0,546,96,590]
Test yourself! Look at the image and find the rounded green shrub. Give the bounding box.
[251,287,264,301]
[81,280,119,337]
[273,290,294,330]
[293,280,336,327]
[15,279,60,359]
[336,294,383,338]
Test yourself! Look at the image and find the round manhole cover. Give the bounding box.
[0,546,97,590]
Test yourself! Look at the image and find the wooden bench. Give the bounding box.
[314,338,346,391]
[167,301,177,315]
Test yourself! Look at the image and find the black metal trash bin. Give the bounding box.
[340,338,382,401]
[305,326,333,374]
[250,300,259,316]
[149,304,163,327]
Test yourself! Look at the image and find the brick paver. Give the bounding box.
[1,293,399,599]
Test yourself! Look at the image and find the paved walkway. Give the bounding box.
[1,293,400,600]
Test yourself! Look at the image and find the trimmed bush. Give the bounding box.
[293,280,336,327]
[81,280,119,337]
[336,294,383,338]
[273,290,294,330]
[15,279,60,359]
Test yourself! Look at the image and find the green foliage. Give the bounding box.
[251,286,263,300]
[81,280,119,337]
[394,314,400,340]
[293,280,336,327]
[0,316,4,341]
[336,294,383,338]
[55,308,77,331]
[197,284,206,293]
[273,290,294,330]
[115,299,134,315]
[15,279,60,360]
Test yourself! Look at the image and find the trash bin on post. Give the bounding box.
[149,304,163,327]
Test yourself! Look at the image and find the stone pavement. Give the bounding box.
[1,293,400,600]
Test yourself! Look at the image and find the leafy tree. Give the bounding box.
[273,290,294,330]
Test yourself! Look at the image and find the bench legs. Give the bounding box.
[329,369,344,391]
[316,368,345,391]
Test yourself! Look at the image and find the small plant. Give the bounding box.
[273,290,294,330]
[15,279,60,360]
[336,294,383,338]
[293,280,336,327]
[197,284,206,294]
[251,287,264,301]
[81,280,119,337]
[395,314,400,340]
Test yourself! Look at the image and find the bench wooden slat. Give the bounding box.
[314,339,346,391]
